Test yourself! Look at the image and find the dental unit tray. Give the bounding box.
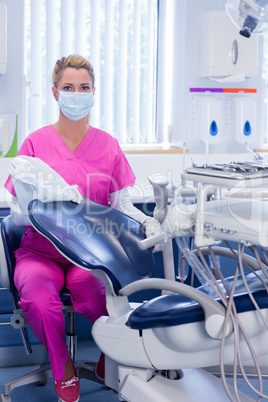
[182,162,268,187]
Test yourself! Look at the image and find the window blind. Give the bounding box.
[25,0,173,146]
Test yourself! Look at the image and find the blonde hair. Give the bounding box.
[52,55,95,88]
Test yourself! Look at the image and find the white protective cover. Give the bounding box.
[10,155,82,210]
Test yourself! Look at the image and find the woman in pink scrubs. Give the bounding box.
[5,55,160,402]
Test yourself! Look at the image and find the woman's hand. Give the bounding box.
[143,217,168,253]
[143,217,161,238]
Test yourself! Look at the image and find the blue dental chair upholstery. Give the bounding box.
[0,215,103,401]
[126,269,268,330]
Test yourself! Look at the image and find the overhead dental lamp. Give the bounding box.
[226,0,268,37]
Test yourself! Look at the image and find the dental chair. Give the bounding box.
[24,197,268,402]
[0,215,103,402]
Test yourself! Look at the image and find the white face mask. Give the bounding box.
[57,91,95,121]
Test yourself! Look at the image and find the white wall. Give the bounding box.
[0,0,25,205]
[0,0,25,147]
[171,0,264,154]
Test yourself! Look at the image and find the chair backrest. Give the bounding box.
[0,216,26,292]
[28,198,155,295]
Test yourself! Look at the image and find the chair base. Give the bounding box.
[75,360,104,385]
[0,359,103,402]
[0,361,52,402]
[103,356,255,401]
[116,367,255,402]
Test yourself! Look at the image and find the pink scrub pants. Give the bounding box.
[14,227,108,381]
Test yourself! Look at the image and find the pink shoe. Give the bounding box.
[54,375,80,402]
[95,352,105,381]
[54,356,80,402]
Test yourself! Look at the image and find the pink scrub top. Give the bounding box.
[5,125,136,206]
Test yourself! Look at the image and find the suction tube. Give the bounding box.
[176,237,218,297]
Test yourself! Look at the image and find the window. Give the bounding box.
[25,0,174,147]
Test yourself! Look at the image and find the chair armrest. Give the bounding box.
[120,278,233,340]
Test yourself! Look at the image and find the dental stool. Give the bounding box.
[27,198,267,402]
[0,215,103,402]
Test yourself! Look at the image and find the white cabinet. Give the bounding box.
[0,4,7,75]
[199,9,258,79]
